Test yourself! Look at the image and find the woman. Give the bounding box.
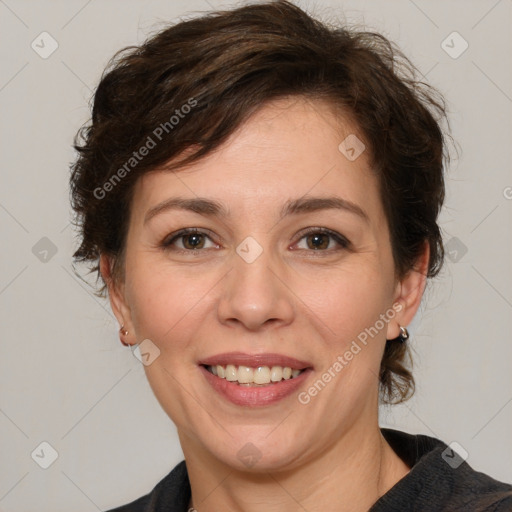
[69,1,512,510]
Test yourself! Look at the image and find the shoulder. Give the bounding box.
[373,429,512,512]
[104,460,190,512]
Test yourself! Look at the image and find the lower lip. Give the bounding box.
[199,365,311,407]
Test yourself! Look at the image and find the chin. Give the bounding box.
[200,427,308,473]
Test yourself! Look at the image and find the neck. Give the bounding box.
[181,424,409,512]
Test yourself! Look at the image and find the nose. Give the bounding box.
[216,242,295,332]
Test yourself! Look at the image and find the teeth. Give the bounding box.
[225,364,237,382]
[238,365,254,384]
[270,366,283,382]
[207,364,304,385]
[254,366,270,384]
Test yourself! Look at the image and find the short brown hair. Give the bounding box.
[70,0,450,404]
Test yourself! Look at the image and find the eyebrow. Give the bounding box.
[144,195,369,225]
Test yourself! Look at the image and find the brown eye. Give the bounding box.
[162,228,217,252]
[181,233,206,250]
[295,228,350,252]
[305,233,330,250]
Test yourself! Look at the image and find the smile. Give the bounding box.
[198,352,312,406]
[205,364,304,385]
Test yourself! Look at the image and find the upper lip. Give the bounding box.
[199,352,312,370]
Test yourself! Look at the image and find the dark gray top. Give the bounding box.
[106,428,512,511]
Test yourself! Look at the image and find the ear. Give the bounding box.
[100,253,135,345]
[386,241,430,340]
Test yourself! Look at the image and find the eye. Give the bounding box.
[161,228,218,252]
[293,227,350,252]
[161,227,350,254]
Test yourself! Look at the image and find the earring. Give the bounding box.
[119,325,130,346]
[398,326,409,343]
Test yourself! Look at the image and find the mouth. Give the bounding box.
[198,352,313,406]
[202,363,305,386]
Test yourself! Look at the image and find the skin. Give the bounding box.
[101,96,429,512]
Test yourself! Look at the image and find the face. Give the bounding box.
[106,97,422,472]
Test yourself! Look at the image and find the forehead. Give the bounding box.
[133,97,381,222]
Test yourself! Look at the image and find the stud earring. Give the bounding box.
[119,325,130,346]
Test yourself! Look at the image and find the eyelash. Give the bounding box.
[161,227,350,255]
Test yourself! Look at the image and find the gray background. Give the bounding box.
[1,0,511,510]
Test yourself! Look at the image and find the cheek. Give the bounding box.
[126,255,394,349]
[126,261,217,349]
[296,262,393,344]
